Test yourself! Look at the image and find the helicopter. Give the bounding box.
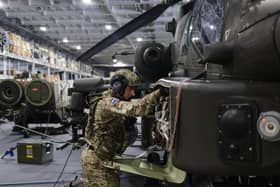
[76,0,280,186]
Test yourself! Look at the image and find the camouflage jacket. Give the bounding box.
[85,90,158,160]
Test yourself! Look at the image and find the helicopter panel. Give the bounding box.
[239,0,280,32]
[163,78,280,175]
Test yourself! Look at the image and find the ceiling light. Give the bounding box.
[136,37,143,42]
[105,25,112,30]
[0,2,3,7]
[76,45,81,50]
[112,58,118,63]
[39,26,47,32]
[82,0,92,4]
[112,54,117,63]
[113,61,127,67]
[189,25,193,31]
[62,38,69,43]
[209,25,215,30]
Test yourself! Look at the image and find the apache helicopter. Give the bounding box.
[76,0,280,186]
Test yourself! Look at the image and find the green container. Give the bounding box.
[25,79,54,107]
[17,140,53,164]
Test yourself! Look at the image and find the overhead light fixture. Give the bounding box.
[105,25,112,31]
[189,25,193,31]
[112,55,118,63]
[112,56,118,63]
[39,26,47,32]
[0,2,4,7]
[113,61,126,67]
[136,37,143,42]
[82,0,92,4]
[209,25,215,30]
[62,38,69,43]
[76,45,81,50]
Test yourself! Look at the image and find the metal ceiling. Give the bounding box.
[0,0,179,64]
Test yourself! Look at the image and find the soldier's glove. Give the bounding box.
[159,86,169,97]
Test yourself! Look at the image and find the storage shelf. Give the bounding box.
[0,51,92,77]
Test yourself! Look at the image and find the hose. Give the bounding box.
[0,179,74,186]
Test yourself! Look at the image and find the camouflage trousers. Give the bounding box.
[81,148,120,187]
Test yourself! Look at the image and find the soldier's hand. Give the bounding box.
[154,86,169,98]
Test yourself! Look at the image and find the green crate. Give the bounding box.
[17,140,53,164]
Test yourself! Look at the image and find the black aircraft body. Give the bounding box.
[79,0,280,186]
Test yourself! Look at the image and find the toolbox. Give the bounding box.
[17,140,53,164]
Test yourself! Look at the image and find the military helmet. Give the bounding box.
[110,69,140,97]
[110,69,140,87]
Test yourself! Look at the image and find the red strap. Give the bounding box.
[169,79,189,151]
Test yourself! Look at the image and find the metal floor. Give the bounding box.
[0,120,156,187]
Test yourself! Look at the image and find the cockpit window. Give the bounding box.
[190,0,224,52]
[180,13,192,55]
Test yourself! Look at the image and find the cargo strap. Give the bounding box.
[168,69,207,151]
[168,79,188,151]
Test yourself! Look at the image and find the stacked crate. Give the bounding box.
[0,30,87,78]
[22,40,32,58]
[5,32,32,58]
[8,32,21,55]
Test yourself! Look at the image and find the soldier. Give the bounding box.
[81,69,163,187]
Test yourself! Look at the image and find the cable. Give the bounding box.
[43,110,52,138]
[0,179,75,186]
[52,145,74,187]
[14,124,83,149]
[1,146,16,159]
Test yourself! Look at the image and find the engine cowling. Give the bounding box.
[0,79,24,106]
[135,42,172,82]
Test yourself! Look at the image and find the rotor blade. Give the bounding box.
[77,0,182,62]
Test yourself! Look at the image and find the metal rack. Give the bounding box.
[0,31,92,80]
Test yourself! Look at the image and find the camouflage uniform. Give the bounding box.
[81,70,159,187]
